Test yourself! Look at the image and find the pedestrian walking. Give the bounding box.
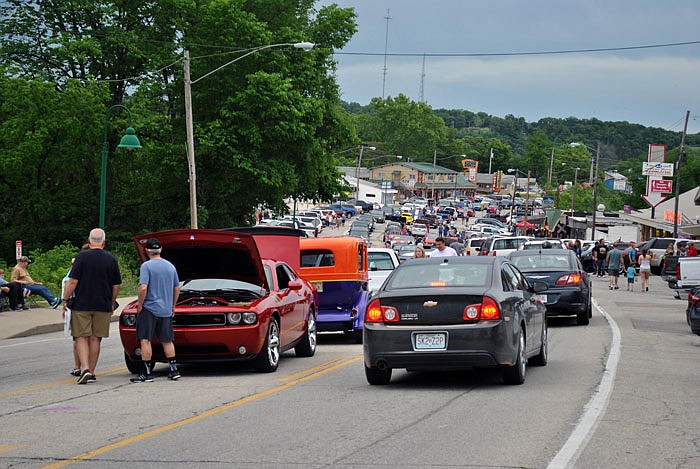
[606,243,622,290]
[130,237,181,383]
[62,229,121,384]
[626,264,636,291]
[593,239,608,277]
[638,249,653,292]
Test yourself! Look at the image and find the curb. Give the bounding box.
[7,314,120,340]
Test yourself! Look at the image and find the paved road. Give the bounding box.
[1,219,698,467]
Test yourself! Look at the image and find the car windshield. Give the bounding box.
[180,278,265,299]
[386,263,491,289]
[511,254,574,271]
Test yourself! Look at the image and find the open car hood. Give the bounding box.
[134,229,268,289]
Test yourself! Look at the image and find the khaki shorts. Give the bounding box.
[71,310,111,338]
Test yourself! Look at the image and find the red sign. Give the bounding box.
[15,240,22,260]
[650,179,673,193]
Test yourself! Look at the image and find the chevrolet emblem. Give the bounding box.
[423,301,438,307]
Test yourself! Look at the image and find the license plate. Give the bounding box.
[311,282,323,293]
[414,333,447,350]
[539,294,548,304]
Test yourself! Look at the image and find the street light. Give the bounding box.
[355,145,376,200]
[100,104,141,229]
[571,167,580,212]
[183,41,314,228]
[507,168,521,228]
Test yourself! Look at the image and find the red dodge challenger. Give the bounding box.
[120,227,318,373]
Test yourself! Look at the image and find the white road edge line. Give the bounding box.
[547,298,621,469]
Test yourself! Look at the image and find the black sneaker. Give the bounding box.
[77,369,94,384]
[130,373,154,383]
[70,368,81,377]
[168,369,181,380]
[51,298,62,309]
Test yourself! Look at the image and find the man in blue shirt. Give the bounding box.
[131,238,181,383]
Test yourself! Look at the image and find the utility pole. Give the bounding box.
[524,170,531,228]
[488,148,494,174]
[548,147,554,186]
[419,53,426,103]
[183,49,198,229]
[571,167,580,212]
[673,110,691,237]
[431,149,437,202]
[590,143,600,241]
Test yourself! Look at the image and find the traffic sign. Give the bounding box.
[15,240,22,260]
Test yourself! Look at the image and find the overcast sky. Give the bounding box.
[318,0,700,134]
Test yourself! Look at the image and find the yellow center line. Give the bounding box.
[42,355,362,468]
[277,357,345,382]
[0,367,127,398]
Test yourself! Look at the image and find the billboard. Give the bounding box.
[642,162,674,177]
[461,159,478,184]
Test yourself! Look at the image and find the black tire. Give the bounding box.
[352,329,363,344]
[503,328,526,385]
[124,352,141,374]
[254,317,280,372]
[577,309,590,326]
[294,308,317,357]
[365,364,392,385]
[529,323,548,367]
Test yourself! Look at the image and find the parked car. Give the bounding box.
[299,237,370,342]
[674,256,700,297]
[686,286,700,336]
[370,209,386,223]
[120,227,318,374]
[465,237,488,256]
[483,236,532,257]
[363,256,548,385]
[520,239,565,251]
[642,237,679,270]
[411,222,430,239]
[367,248,401,294]
[509,249,592,325]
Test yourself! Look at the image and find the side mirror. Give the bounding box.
[531,281,548,293]
[287,280,303,291]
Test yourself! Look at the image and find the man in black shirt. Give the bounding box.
[593,239,608,277]
[62,229,121,384]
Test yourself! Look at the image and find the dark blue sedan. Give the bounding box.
[508,249,592,325]
[363,256,548,385]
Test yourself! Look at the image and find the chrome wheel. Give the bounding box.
[295,310,317,357]
[254,317,280,372]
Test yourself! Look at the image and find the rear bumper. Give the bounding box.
[542,288,588,315]
[363,322,515,371]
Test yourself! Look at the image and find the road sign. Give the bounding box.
[15,240,22,260]
[642,162,674,177]
[650,179,673,193]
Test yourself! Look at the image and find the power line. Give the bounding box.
[333,40,700,57]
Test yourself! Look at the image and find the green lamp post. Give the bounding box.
[100,104,141,228]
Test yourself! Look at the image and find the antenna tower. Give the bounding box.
[419,53,426,102]
[381,8,391,98]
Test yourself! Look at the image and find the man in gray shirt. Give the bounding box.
[606,243,623,290]
[130,237,181,383]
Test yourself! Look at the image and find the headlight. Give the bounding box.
[242,312,257,324]
[227,312,242,324]
[121,314,136,327]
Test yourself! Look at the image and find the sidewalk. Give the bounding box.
[0,296,137,340]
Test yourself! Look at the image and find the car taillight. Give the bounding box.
[689,291,700,305]
[365,299,399,323]
[677,264,681,280]
[492,250,497,256]
[555,273,582,285]
[463,296,501,321]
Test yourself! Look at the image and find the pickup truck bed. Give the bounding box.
[672,256,700,297]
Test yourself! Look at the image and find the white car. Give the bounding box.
[482,236,533,257]
[367,248,400,294]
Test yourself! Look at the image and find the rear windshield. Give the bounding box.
[493,238,526,250]
[386,262,491,289]
[368,251,396,271]
[300,250,335,267]
[511,254,574,271]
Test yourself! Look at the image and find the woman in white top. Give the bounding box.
[638,249,653,292]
